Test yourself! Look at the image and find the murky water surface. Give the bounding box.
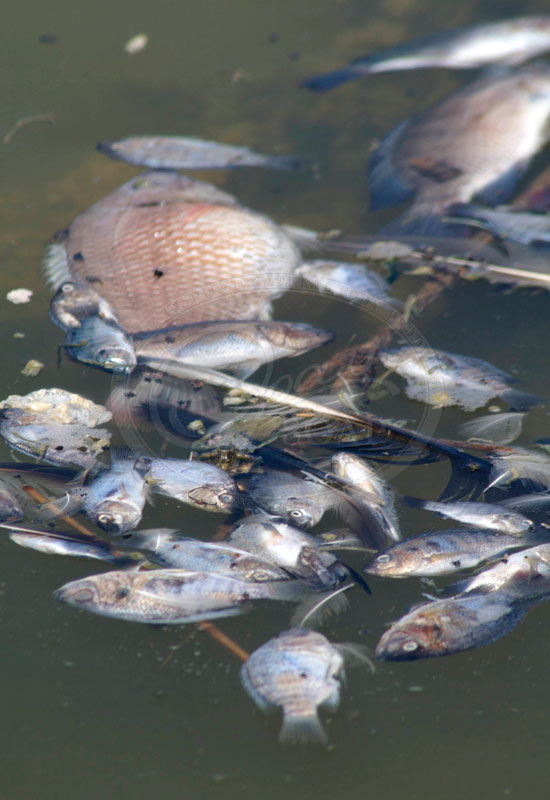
[3,1,550,798]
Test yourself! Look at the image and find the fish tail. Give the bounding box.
[267,154,303,171]
[501,389,544,412]
[300,67,364,92]
[279,707,327,745]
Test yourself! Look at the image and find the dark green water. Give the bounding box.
[3,1,550,798]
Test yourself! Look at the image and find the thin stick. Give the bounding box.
[3,113,56,144]
[21,484,249,662]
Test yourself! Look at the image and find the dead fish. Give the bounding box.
[457,411,525,446]
[97,135,301,171]
[247,470,339,528]
[0,479,24,522]
[0,408,111,469]
[295,260,401,310]
[9,529,134,566]
[379,346,538,411]
[140,457,238,512]
[54,568,302,624]
[50,280,120,331]
[331,452,401,542]
[364,528,537,578]
[403,497,535,536]
[368,64,550,233]
[450,543,550,599]
[241,627,346,744]
[446,202,550,247]
[375,592,533,660]
[120,528,294,582]
[133,320,333,380]
[487,447,550,490]
[42,171,302,330]
[64,314,137,374]
[70,449,148,533]
[302,16,550,91]
[228,515,349,590]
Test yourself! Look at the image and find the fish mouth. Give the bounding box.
[54,579,99,608]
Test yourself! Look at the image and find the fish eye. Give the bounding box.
[219,493,234,504]
[61,283,74,294]
[98,513,112,525]
[377,554,391,563]
[251,571,271,581]
[289,510,303,519]
[402,640,419,652]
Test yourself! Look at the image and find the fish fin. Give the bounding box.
[291,584,352,628]
[437,455,491,502]
[300,66,366,92]
[42,242,72,291]
[279,710,327,745]
[500,389,544,412]
[35,492,84,522]
[368,120,416,210]
[281,224,324,253]
[344,565,371,595]
[475,162,530,207]
[401,495,427,510]
[335,642,375,674]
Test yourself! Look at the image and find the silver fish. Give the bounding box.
[295,260,401,310]
[247,470,339,528]
[368,65,550,233]
[487,447,550,490]
[302,17,550,91]
[0,479,24,522]
[9,530,133,565]
[380,346,537,411]
[64,314,137,374]
[240,628,345,744]
[364,528,536,578]
[331,452,401,542]
[71,450,148,533]
[141,457,238,512]
[404,497,535,535]
[97,136,301,171]
[446,202,550,247]
[451,543,550,599]
[50,280,120,331]
[133,320,333,380]
[375,592,532,660]
[54,568,298,624]
[228,516,348,590]
[120,528,295,582]
[42,171,302,330]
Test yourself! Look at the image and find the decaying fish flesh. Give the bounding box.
[404,497,535,535]
[247,469,340,528]
[140,457,239,512]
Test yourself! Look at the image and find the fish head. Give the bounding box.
[187,483,239,512]
[259,321,334,355]
[375,606,447,660]
[92,500,142,533]
[64,317,137,375]
[363,546,420,577]
[284,498,316,528]
[54,573,134,614]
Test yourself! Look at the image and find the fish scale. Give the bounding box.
[43,172,301,332]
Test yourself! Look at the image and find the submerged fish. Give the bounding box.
[240,628,345,744]
[43,171,302,330]
[71,450,148,533]
[364,528,536,578]
[64,314,137,374]
[0,479,24,522]
[379,346,538,411]
[140,457,238,512]
[228,516,349,590]
[302,17,550,91]
[54,567,302,623]
[446,202,550,247]
[97,136,300,171]
[331,452,401,542]
[120,528,294,582]
[403,497,535,535]
[247,470,339,528]
[375,592,533,660]
[133,320,333,380]
[295,260,401,310]
[368,65,550,233]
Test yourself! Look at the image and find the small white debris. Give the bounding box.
[20,360,45,377]
[124,33,148,54]
[13,332,25,339]
[7,288,33,304]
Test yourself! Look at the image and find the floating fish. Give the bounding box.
[0,479,24,522]
[97,135,301,171]
[403,497,535,536]
[457,412,525,446]
[302,17,550,91]
[450,543,550,599]
[379,346,538,411]
[64,314,137,374]
[446,202,550,247]
[487,447,550,490]
[295,260,401,310]
[54,567,304,624]
[70,449,148,533]
[331,452,401,542]
[364,528,537,578]
[240,628,345,744]
[140,457,238,513]
[368,65,550,233]
[42,171,302,330]
[247,470,339,528]
[49,280,120,331]
[133,320,333,380]
[9,529,135,566]
[375,592,533,660]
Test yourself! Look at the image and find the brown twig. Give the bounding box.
[3,112,56,144]
[21,484,249,662]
